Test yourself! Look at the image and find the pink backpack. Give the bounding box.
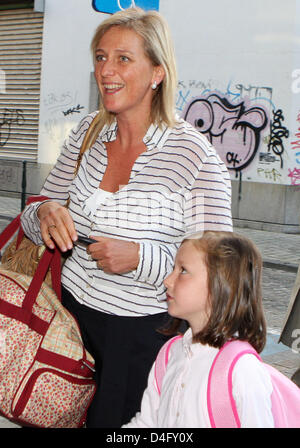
[154,336,300,428]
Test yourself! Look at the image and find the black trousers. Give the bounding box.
[61,286,171,428]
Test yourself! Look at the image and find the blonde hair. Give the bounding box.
[85,7,177,151]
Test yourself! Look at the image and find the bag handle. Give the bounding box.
[16,195,50,249]
[22,245,61,312]
[0,195,62,307]
[0,213,21,251]
[0,195,50,251]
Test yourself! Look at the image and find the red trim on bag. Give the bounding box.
[36,347,95,378]
[0,196,97,428]
[17,196,50,249]
[0,214,21,250]
[13,367,96,420]
[0,298,49,335]
[0,195,50,250]
[21,247,61,310]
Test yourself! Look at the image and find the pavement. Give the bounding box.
[0,196,299,428]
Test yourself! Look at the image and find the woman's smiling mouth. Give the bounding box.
[103,83,124,94]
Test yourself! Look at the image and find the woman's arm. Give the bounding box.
[183,150,233,238]
[21,114,96,249]
[130,150,232,285]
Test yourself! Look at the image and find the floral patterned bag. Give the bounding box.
[0,200,96,427]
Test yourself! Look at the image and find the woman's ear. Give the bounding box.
[153,65,165,87]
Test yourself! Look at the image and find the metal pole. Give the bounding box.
[21,160,27,211]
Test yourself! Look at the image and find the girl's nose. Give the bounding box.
[164,271,174,290]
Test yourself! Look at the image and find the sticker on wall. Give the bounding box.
[92,0,159,14]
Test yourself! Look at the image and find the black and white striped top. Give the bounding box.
[21,112,233,317]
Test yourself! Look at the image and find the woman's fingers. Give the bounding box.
[38,201,77,251]
[88,237,139,274]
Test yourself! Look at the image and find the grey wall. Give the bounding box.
[0,160,299,233]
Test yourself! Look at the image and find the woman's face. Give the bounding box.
[95,26,162,121]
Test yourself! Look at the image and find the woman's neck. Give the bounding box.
[116,114,151,151]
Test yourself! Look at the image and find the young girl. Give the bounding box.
[123,231,275,428]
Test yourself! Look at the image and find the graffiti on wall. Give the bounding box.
[43,90,85,144]
[184,93,268,172]
[288,167,300,185]
[0,108,24,147]
[267,109,289,169]
[178,80,291,184]
[289,111,300,186]
[92,0,159,14]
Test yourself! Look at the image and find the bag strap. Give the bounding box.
[0,213,21,251]
[207,340,260,428]
[154,335,183,394]
[0,195,61,305]
[0,195,50,251]
[22,245,61,312]
[16,195,51,248]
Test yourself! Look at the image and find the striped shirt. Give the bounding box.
[21,112,233,317]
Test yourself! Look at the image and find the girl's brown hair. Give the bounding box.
[164,231,267,353]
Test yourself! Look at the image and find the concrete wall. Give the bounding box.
[231,181,300,233]
[1,160,299,233]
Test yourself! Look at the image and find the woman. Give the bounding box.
[21,8,233,427]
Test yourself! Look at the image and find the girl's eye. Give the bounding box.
[180,267,188,274]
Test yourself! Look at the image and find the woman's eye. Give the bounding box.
[120,55,129,62]
[96,54,106,62]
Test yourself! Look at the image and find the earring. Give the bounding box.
[151,81,157,90]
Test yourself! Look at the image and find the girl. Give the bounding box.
[123,231,275,428]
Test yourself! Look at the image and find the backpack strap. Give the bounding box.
[154,335,183,395]
[207,340,260,428]
[0,195,49,251]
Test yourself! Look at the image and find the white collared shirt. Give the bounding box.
[21,112,232,316]
[124,329,274,427]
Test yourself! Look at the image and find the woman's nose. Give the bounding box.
[100,58,116,76]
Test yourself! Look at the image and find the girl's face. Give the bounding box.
[94,26,163,122]
[164,241,210,335]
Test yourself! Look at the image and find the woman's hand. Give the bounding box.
[88,237,140,274]
[37,201,77,252]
